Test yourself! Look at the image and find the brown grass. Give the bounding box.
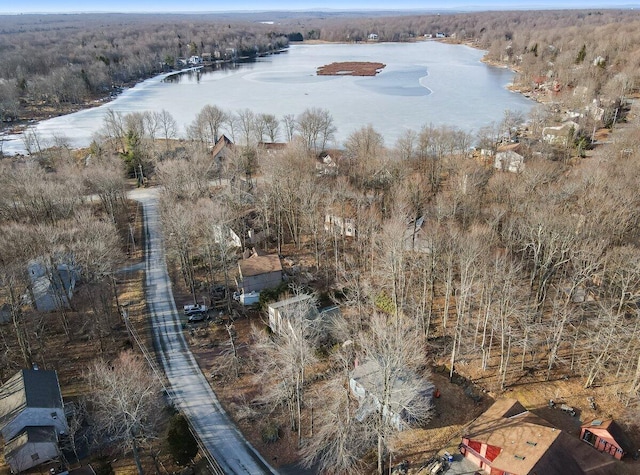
[317,61,386,76]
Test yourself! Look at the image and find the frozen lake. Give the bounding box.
[2,41,533,154]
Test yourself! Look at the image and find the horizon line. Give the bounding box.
[1,5,638,15]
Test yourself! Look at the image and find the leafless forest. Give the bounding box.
[1,7,640,475]
[2,9,640,125]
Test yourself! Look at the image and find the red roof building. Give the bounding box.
[580,419,634,460]
[460,399,616,475]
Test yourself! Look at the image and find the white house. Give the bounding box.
[494,150,525,173]
[325,201,356,237]
[542,121,580,146]
[0,369,68,472]
[368,33,379,41]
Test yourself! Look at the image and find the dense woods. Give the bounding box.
[1,7,640,475]
[0,14,289,123]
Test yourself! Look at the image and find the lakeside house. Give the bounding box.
[494,150,525,173]
[542,121,580,146]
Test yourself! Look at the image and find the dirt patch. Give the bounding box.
[317,61,385,76]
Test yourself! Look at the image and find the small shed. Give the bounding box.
[580,419,634,460]
[0,303,11,324]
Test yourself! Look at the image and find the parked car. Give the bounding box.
[187,311,209,323]
[184,303,208,316]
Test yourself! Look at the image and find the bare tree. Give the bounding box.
[259,113,280,142]
[282,113,297,142]
[358,312,434,475]
[251,290,319,443]
[187,104,228,145]
[296,107,336,155]
[85,350,162,475]
[83,155,127,224]
[156,109,178,149]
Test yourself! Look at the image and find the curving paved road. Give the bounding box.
[132,188,277,475]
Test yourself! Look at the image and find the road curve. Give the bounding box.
[132,188,277,475]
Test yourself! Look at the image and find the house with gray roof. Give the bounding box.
[0,369,68,472]
[350,359,434,431]
[4,426,59,473]
[28,259,78,312]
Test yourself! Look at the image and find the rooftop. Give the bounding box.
[464,399,616,475]
[239,251,282,277]
[0,370,63,428]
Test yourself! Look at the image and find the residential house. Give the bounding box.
[403,216,432,253]
[316,153,339,176]
[210,134,234,164]
[236,249,282,294]
[0,369,69,473]
[257,142,288,157]
[349,359,434,431]
[368,33,379,41]
[580,419,634,460]
[5,426,59,473]
[586,99,605,122]
[211,225,242,249]
[28,259,77,312]
[267,294,317,336]
[460,398,616,475]
[542,121,580,147]
[325,202,356,237]
[494,150,525,173]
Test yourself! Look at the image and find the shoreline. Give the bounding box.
[0,52,288,140]
[1,41,533,154]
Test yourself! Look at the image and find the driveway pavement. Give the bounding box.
[133,189,277,475]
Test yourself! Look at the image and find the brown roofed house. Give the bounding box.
[460,398,617,475]
[580,419,634,460]
[236,249,282,294]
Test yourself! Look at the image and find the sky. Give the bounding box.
[0,1,632,14]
